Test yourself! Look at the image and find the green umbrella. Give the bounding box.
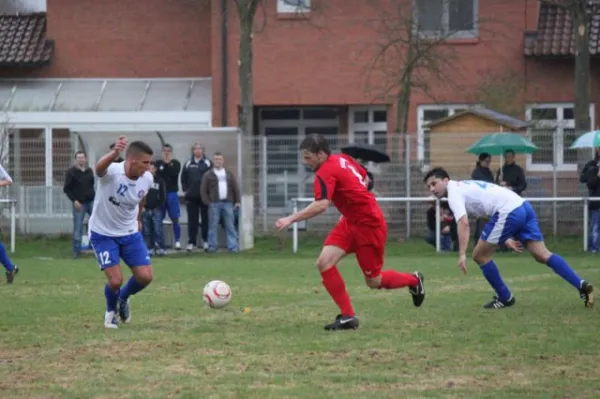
[466,132,538,156]
[569,130,600,149]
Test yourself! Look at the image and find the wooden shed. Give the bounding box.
[424,108,531,178]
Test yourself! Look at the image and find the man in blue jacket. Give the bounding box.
[181,143,212,251]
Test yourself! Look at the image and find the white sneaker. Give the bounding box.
[104,311,118,329]
[203,242,209,250]
[186,243,194,251]
[174,241,181,250]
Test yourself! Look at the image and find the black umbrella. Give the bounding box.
[341,143,390,163]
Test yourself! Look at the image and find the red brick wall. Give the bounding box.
[7,0,212,78]
[211,0,600,131]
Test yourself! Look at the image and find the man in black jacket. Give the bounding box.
[143,162,167,256]
[155,144,182,250]
[63,151,95,258]
[580,149,600,253]
[181,143,212,251]
[495,149,527,196]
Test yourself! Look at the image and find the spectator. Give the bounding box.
[109,143,124,163]
[63,151,95,258]
[424,200,452,251]
[471,152,494,244]
[200,152,240,253]
[142,162,167,256]
[181,143,212,251]
[155,144,182,250]
[495,149,527,196]
[580,148,600,253]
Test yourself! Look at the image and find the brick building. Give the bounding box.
[0,0,597,235]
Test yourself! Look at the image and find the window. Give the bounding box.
[525,103,595,172]
[348,106,388,150]
[259,107,339,209]
[277,0,311,14]
[417,104,479,169]
[415,0,478,38]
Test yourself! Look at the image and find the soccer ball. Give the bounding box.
[203,280,232,309]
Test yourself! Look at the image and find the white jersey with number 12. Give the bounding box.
[446,180,524,221]
[88,162,153,237]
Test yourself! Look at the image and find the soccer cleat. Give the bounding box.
[324,314,359,331]
[5,265,18,284]
[408,271,425,307]
[118,298,131,323]
[483,295,516,309]
[579,281,594,308]
[104,311,118,329]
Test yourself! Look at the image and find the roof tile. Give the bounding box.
[0,13,54,67]
[524,1,600,57]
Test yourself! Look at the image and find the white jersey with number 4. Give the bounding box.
[88,162,153,237]
[446,180,524,221]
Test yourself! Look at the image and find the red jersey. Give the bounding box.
[313,154,384,226]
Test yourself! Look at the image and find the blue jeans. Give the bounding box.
[590,209,600,252]
[424,229,452,251]
[142,209,165,250]
[208,201,238,252]
[73,201,93,256]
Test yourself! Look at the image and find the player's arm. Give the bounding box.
[138,196,145,226]
[280,172,333,226]
[0,163,13,187]
[448,195,469,257]
[96,148,122,177]
[286,199,330,224]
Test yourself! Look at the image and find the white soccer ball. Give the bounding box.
[203,280,232,309]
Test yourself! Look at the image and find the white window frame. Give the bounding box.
[348,106,388,146]
[277,0,311,14]
[525,103,595,172]
[417,104,481,171]
[413,0,479,39]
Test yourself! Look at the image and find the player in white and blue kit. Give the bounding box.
[89,137,155,328]
[0,163,18,283]
[424,167,594,309]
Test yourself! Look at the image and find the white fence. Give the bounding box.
[290,197,600,254]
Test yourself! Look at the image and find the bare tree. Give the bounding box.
[540,0,600,165]
[472,67,527,117]
[363,0,471,140]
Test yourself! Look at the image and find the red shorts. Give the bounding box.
[324,217,387,278]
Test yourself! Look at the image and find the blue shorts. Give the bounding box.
[90,231,151,270]
[162,192,181,219]
[480,201,544,245]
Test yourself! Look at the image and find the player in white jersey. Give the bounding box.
[424,167,594,309]
[0,163,18,283]
[88,137,155,328]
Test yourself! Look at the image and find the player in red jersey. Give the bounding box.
[276,134,425,331]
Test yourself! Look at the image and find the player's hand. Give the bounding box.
[457,254,468,275]
[275,216,293,231]
[234,203,240,209]
[114,136,128,153]
[73,200,82,212]
[504,238,524,253]
[138,220,142,232]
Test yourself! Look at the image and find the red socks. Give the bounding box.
[321,266,355,316]
[379,270,418,289]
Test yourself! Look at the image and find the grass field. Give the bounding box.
[1,237,599,398]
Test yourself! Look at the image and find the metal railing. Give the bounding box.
[289,197,600,254]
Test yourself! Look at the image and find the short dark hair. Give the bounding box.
[126,141,153,157]
[504,149,515,156]
[163,143,173,150]
[423,167,450,182]
[74,151,86,158]
[299,133,331,155]
[213,152,223,157]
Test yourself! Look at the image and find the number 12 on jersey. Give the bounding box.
[340,158,366,187]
